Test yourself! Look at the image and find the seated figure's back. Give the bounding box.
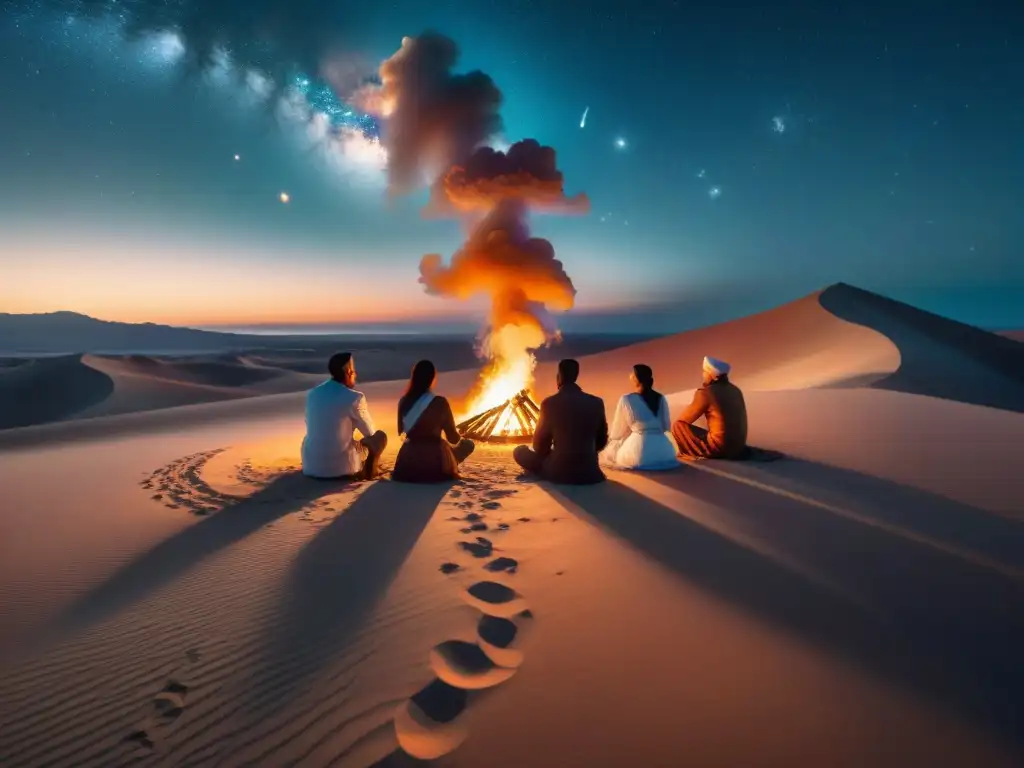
[703,378,748,453]
[538,383,608,484]
[301,379,370,478]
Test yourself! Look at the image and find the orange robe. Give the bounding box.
[671,378,748,459]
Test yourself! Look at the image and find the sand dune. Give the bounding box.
[529,283,904,405]
[0,354,114,429]
[1,284,1022,766]
[77,355,256,418]
[820,284,1024,412]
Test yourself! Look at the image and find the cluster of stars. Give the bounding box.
[290,75,380,142]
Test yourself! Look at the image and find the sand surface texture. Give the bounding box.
[1,284,1022,767]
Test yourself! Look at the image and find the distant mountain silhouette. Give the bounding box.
[0,312,257,354]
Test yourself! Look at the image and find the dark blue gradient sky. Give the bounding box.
[1,1,1021,331]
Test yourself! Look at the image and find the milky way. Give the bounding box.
[8,1,383,153]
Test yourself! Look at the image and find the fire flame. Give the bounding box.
[459,323,542,436]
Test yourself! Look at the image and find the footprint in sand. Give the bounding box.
[484,557,518,573]
[462,581,531,619]
[125,678,190,750]
[439,562,461,574]
[429,640,518,689]
[124,729,155,750]
[458,537,494,558]
[154,680,188,721]
[477,614,528,669]
[482,501,502,510]
[394,679,471,761]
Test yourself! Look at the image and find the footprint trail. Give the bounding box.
[392,453,533,760]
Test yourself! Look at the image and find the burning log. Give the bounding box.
[456,389,540,443]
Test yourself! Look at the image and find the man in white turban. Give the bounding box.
[671,355,749,459]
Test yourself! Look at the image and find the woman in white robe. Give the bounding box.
[599,364,680,471]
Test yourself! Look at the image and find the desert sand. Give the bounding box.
[1,283,1023,767]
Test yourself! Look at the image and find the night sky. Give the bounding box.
[1,1,1022,332]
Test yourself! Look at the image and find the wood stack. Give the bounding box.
[456,389,540,443]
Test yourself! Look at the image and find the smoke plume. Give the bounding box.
[419,198,577,317]
[425,139,590,217]
[353,33,504,198]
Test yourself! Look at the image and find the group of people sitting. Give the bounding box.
[300,352,749,485]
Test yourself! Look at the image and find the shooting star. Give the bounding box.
[580,106,589,129]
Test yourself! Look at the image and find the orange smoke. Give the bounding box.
[426,140,590,217]
[420,199,576,314]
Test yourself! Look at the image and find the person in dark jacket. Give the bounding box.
[392,360,476,483]
[513,359,608,485]
[672,356,748,459]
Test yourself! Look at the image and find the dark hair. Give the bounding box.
[398,359,437,430]
[558,358,580,384]
[633,363,663,417]
[328,352,353,382]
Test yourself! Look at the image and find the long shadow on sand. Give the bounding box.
[39,471,356,648]
[219,480,448,758]
[819,283,1024,412]
[691,458,1024,571]
[550,474,1024,755]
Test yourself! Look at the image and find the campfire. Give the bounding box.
[457,389,540,443]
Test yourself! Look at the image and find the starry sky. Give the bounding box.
[1,0,1022,332]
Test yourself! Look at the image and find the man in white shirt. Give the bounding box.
[301,352,388,480]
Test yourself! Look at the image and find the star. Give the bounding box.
[697,169,706,179]
[771,116,786,134]
[614,137,627,150]
[279,192,290,203]
[708,186,722,199]
[234,154,240,161]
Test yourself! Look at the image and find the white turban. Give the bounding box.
[703,356,730,377]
